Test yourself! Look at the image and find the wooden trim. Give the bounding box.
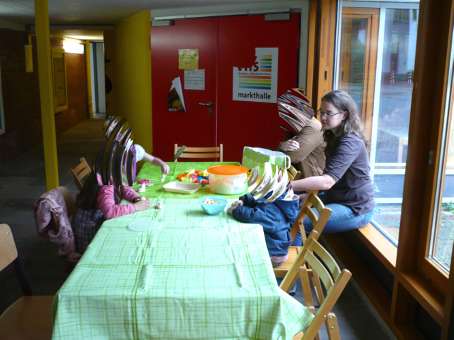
[420,0,454,291]
[356,224,397,272]
[339,7,379,143]
[397,272,445,325]
[305,0,317,102]
[442,245,454,339]
[396,0,453,296]
[314,0,337,109]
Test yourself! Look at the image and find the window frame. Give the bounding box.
[341,0,453,295]
[326,0,454,334]
[416,9,454,293]
[0,62,5,135]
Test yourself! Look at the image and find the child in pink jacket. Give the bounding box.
[72,173,149,253]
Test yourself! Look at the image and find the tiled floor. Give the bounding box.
[0,119,395,339]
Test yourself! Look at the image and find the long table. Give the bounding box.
[52,162,313,339]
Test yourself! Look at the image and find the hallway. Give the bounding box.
[0,119,104,311]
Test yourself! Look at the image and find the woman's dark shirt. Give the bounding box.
[323,132,375,215]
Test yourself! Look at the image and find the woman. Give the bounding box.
[291,90,374,234]
[277,88,325,178]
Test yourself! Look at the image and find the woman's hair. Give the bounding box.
[76,172,100,210]
[321,90,365,148]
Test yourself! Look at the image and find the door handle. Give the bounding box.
[198,101,214,113]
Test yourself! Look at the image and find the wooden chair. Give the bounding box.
[274,191,331,284]
[174,144,224,162]
[286,236,352,340]
[71,157,92,190]
[287,165,301,181]
[0,224,54,340]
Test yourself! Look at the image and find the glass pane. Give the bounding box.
[339,16,368,109]
[373,8,419,243]
[429,30,454,271]
[338,6,419,244]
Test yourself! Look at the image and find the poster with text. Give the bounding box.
[232,47,278,103]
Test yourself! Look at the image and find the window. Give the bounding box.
[429,29,454,272]
[336,2,420,244]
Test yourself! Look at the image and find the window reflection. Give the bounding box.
[338,5,419,244]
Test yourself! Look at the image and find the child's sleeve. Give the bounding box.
[239,194,258,207]
[232,205,281,234]
[121,186,141,202]
[97,185,136,219]
[232,205,266,224]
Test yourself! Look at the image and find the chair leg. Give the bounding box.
[326,312,341,340]
[311,271,325,303]
[299,266,314,306]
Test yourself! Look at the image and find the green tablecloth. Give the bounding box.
[52,162,313,339]
[136,162,242,199]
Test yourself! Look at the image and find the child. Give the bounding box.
[72,172,149,253]
[228,188,300,267]
[133,144,170,176]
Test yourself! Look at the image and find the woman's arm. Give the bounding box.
[291,174,336,192]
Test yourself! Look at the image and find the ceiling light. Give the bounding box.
[63,38,84,54]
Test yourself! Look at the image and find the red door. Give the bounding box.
[151,18,218,161]
[151,14,300,162]
[217,14,300,161]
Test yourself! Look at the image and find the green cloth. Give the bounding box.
[52,162,313,339]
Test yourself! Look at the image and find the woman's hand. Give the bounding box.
[279,139,300,152]
[134,199,150,211]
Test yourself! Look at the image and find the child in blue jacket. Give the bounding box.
[228,189,300,267]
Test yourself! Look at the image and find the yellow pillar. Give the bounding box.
[85,42,94,116]
[112,10,152,151]
[35,0,59,189]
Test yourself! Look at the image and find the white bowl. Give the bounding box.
[207,165,248,195]
[163,181,200,194]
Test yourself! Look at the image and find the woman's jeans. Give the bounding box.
[293,203,373,246]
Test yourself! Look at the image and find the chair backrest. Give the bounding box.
[290,191,330,244]
[287,165,300,181]
[71,157,92,190]
[280,192,331,292]
[0,223,32,294]
[298,238,352,339]
[0,224,18,271]
[174,144,224,162]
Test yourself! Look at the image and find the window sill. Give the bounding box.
[356,223,397,272]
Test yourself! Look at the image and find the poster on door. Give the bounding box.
[232,47,278,103]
